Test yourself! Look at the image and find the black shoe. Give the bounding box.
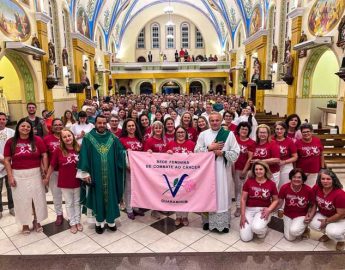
[203,223,209,230]
[95,225,105,234]
[107,225,117,232]
[222,228,229,233]
[133,209,145,216]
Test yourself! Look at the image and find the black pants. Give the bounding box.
[0,176,14,212]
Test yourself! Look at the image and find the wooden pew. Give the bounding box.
[316,134,345,167]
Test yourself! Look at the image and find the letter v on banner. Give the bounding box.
[128,151,217,212]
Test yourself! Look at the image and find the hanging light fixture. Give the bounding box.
[165,0,175,27]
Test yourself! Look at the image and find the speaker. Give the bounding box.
[68,83,84,93]
[256,80,273,90]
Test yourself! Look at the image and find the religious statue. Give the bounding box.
[272,44,278,63]
[241,58,248,87]
[282,50,294,85]
[62,48,69,66]
[31,35,42,61]
[298,31,308,58]
[47,58,55,78]
[251,58,261,83]
[0,88,9,116]
[48,41,55,63]
[337,16,345,49]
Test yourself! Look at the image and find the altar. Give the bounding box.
[318,107,336,127]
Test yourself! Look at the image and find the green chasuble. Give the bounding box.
[78,129,126,223]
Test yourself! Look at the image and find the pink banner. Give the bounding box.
[128,151,217,212]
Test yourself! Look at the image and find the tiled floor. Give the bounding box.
[0,173,344,255]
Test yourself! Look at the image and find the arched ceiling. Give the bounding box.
[68,0,271,50]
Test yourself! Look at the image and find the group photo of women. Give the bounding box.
[0,93,344,252]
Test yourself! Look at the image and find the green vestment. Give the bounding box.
[78,129,126,223]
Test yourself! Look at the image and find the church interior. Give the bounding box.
[0,0,345,268]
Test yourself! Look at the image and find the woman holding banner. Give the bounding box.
[144,121,167,220]
[166,126,196,226]
[119,119,144,220]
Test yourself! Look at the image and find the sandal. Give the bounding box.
[22,226,30,235]
[33,220,43,233]
[70,225,78,234]
[76,223,83,232]
[175,218,182,226]
[182,218,189,226]
[319,235,330,242]
[336,242,344,251]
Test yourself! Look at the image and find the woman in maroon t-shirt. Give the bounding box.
[119,119,144,220]
[44,129,82,234]
[196,116,209,136]
[181,112,197,142]
[277,168,314,241]
[295,123,325,187]
[163,117,175,144]
[233,122,255,217]
[138,114,151,143]
[273,121,297,190]
[285,114,302,143]
[240,161,278,242]
[166,126,196,226]
[309,169,345,251]
[252,124,280,187]
[4,118,48,234]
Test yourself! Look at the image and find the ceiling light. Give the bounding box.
[167,34,174,39]
[166,20,175,26]
[164,6,174,14]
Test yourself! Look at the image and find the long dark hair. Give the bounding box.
[120,118,143,142]
[138,113,150,136]
[317,169,343,190]
[11,118,36,155]
[285,114,301,130]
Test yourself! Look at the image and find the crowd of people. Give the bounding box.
[147,48,219,63]
[0,93,344,251]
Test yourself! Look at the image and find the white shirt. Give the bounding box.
[0,127,15,177]
[70,122,94,145]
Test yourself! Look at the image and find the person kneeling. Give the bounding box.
[240,161,278,242]
[308,169,345,251]
[277,168,314,241]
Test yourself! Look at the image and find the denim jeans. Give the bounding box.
[0,175,14,212]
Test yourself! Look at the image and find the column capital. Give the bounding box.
[35,12,51,24]
[243,30,268,46]
[287,8,306,19]
[71,33,97,48]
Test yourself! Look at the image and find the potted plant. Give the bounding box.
[327,100,337,108]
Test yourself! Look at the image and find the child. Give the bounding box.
[44,129,82,233]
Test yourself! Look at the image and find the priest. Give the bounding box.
[195,112,240,233]
[77,115,126,234]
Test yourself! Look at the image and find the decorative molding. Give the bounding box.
[35,12,51,24]
[277,0,287,81]
[287,8,306,19]
[71,33,97,48]
[243,30,268,46]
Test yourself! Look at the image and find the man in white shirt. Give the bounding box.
[201,103,213,123]
[0,112,15,218]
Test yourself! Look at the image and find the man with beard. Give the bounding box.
[77,115,126,234]
[25,103,48,138]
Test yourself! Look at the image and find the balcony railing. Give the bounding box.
[110,61,230,73]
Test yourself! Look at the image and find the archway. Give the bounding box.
[140,82,153,94]
[0,52,35,121]
[300,48,339,124]
[137,56,146,62]
[161,81,181,94]
[190,81,203,95]
[216,84,224,95]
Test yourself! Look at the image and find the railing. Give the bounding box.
[110,61,230,72]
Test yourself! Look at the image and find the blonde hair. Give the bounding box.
[150,121,165,138]
[249,160,272,180]
[256,124,271,144]
[59,128,80,156]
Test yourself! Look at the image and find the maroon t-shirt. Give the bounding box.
[278,183,314,219]
[296,137,324,173]
[119,137,143,151]
[142,126,152,142]
[273,137,297,161]
[243,178,278,207]
[229,123,237,133]
[313,185,345,218]
[234,136,255,170]
[110,128,122,138]
[186,127,198,142]
[166,140,195,153]
[50,148,80,188]
[43,134,60,163]
[164,133,175,144]
[253,141,280,173]
[144,137,166,153]
[4,136,47,170]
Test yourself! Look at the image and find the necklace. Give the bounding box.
[290,184,302,193]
